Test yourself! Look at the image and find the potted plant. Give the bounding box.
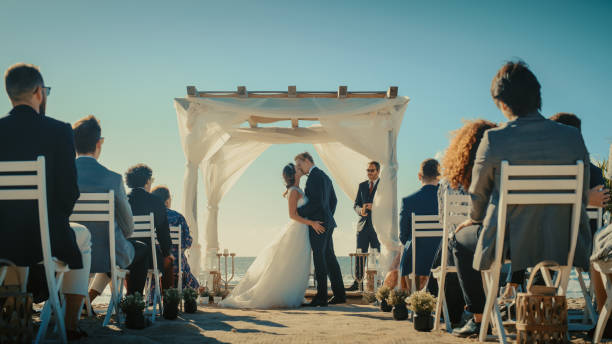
[375,286,392,312]
[198,287,210,306]
[163,288,181,320]
[119,292,146,329]
[407,290,436,331]
[387,289,409,321]
[183,288,198,313]
[211,290,223,304]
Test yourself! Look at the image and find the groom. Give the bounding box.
[295,152,346,306]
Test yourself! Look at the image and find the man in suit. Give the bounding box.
[0,63,91,339]
[295,152,346,306]
[346,161,382,291]
[72,115,150,300]
[399,159,440,292]
[452,61,591,337]
[125,164,175,291]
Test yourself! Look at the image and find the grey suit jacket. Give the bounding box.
[469,112,592,271]
[75,157,135,272]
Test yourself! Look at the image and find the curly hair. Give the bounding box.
[442,119,497,189]
[125,164,153,189]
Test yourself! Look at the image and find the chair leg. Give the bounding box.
[480,268,504,343]
[433,272,446,331]
[442,296,452,333]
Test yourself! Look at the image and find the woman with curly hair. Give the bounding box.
[428,119,497,328]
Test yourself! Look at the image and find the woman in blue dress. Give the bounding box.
[151,186,200,290]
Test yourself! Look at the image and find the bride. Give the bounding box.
[220,163,325,309]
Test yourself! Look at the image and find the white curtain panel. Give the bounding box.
[173,96,409,274]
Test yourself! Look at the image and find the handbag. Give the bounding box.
[515,260,567,344]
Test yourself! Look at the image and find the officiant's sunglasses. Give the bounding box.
[366,169,376,172]
[39,86,51,96]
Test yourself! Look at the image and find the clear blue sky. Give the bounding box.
[1,0,610,256]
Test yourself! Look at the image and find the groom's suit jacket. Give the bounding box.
[298,166,337,230]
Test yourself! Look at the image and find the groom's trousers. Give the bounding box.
[309,226,346,301]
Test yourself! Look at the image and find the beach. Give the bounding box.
[65,300,595,343]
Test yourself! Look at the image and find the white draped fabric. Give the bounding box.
[174,96,409,276]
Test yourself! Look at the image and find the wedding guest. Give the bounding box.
[72,115,149,302]
[428,119,498,327]
[0,63,91,340]
[347,161,381,291]
[549,112,611,326]
[452,61,591,337]
[549,113,610,211]
[151,186,200,290]
[125,164,175,291]
[399,158,440,292]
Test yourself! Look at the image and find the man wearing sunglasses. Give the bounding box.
[0,63,92,339]
[347,161,382,291]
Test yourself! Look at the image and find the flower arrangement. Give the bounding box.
[375,286,392,312]
[183,288,198,313]
[407,290,436,315]
[362,291,376,304]
[163,288,181,319]
[119,292,145,314]
[387,288,409,307]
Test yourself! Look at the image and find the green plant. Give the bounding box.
[183,288,198,302]
[164,288,181,303]
[362,292,376,304]
[407,290,436,315]
[375,286,391,302]
[387,288,409,307]
[119,292,145,314]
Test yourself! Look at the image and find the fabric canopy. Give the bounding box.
[174,96,410,276]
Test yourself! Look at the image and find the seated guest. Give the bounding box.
[452,61,591,337]
[0,63,91,340]
[549,113,610,211]
[151,186,200,290]
[549,112,611,334]
[71,115,150,302]
[428,119,498,327]
[125,164,174,291]
[347,161,382,291]
[399,158,440,292]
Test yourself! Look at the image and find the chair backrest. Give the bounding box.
[496,160,584,269]
[69,192,115,272]
[411,214,442,276]
[0,156,57,290]
[170,225,181,290]
[587,207,604,231]
[441,192,472,268]
[132,213,157,270]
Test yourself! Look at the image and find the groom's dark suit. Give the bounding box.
[298,166,346,303]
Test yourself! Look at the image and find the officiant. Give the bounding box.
[347,161,382,291]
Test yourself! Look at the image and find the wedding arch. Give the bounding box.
[174,86,410,277]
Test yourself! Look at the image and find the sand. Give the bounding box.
[61,300,596,344]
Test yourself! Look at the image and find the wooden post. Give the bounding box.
[291,119,299,128]
[237,86,247,98]
[338,86,348,98]
[288,86,297,98]
[187,86,197,97]
[386,86,398,99]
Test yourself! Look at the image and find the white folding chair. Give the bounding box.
[569,207,604,330]
[70,191,128,326]
[131,213,162,322]
[432,192,471,332]
[479,160,584,343]
[592,260,612,344]
[0,156,70,344]
[170,225,182,309]
[410,214,443,293]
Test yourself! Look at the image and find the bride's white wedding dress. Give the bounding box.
[219,186,311,309]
